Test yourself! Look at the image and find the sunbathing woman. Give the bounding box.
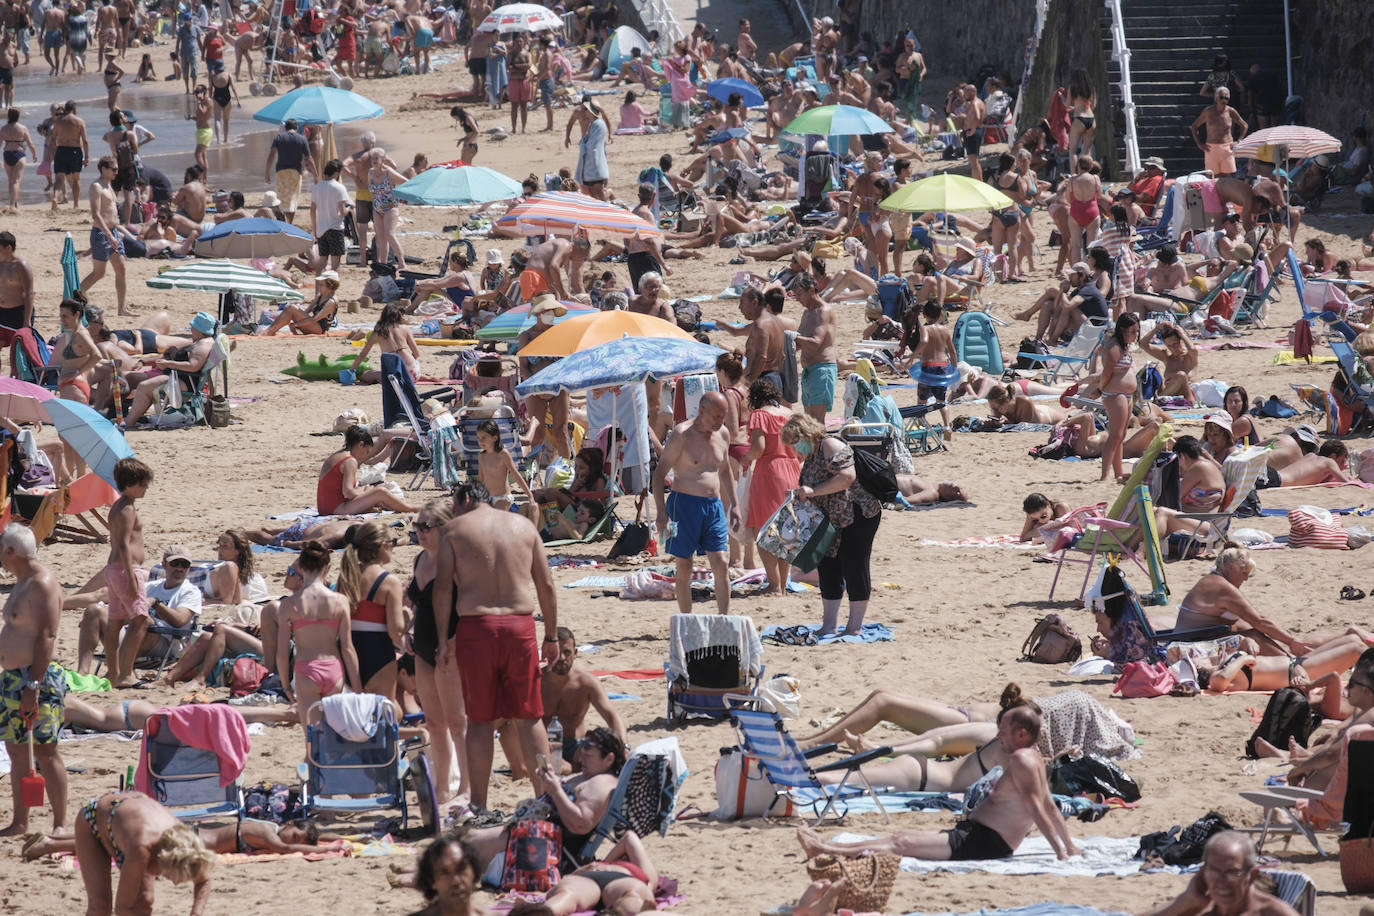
[895,475,968,505]
[242,517,359,550]
[1054,412,1161,460]
[25,815,344,859]
[512,831,659,916]
[952,366,1066,401]
[1197,630,1374,717]
[276,541,361,737]
[262,271,341,336]
[987,384,1069,426]
[317,425,421,516]
[352,301,420,385]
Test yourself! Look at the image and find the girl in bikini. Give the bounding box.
[1097,313,1139,482]
[351,301,419,384]
[275,541,360,738]
[262,273,340,336]
[1067,68,1096,167]
[1224,385,1258,446]
[55,296,101,406]
[987,383,1069,426]
[1198,630,1374,716]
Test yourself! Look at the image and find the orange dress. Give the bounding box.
[746,409,801,529]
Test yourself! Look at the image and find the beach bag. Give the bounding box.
[672,299,701,332]
[229,657,271,697]
[1016,337,1050,370]
[1112,660,1176,698]
[1049,753,1142,803]
[712,747,795,819]
[1245,687,1320,759]
[851,447,899,503]
[1020,614,1082,664]
[501,819,561,892]
[608,520,652,559]
[805,852,899,913]
[756,492,838,574]
[756,675,802,718]
[1287,506,1348,549]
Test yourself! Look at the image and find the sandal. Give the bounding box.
[1340,585,1366,601]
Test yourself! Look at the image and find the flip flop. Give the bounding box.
[1340,586,1366,601]
[20,832,45,861]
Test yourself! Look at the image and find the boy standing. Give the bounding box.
[914,301,958,436]
[102,457,152,687]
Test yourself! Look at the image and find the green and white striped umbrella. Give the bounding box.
[145,259,305,301]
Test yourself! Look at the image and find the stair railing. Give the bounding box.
[1104,0,1141,174]
[629,0,685,53]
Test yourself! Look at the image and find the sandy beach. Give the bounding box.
[2,38,1373,916]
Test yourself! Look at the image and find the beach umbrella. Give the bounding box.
[61,232,79,300]
[496,191,662,239]
[599,25,651,72]
[477,2,563,33]
[251,86,384,125]
[145,259,305,301]
[393,165,524,207]
[0,378,56,401]
[784,104,893,137]
[193,218,315,259]
[475,300,597,341]
[706,78,765,109]
[518,310,695,358]
[1233,126,1342,161]
[41,398,134,490]
[880,173,1014,213]
[0,392,47,425]
[707,127,752,145]
[516,335,724,397]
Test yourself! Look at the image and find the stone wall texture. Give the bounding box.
[1292,0,1371,131]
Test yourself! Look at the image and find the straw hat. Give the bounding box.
[530,292,567,317]
[1142,156,1166,171]
[954,240,979,258]
[1231,242,1255,263]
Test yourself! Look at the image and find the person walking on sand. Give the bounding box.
[191,85,212,183]
[0,523,68,840]
[653,391,739,615]
[432,482,560,814]
[1,108,36,212]
[80,156,129,316]
[50,100,88,213]
[102,457,153,688]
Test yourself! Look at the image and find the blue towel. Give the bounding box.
[605,692,642,702]
[759,623,894,644]
[904,907,1130,916]
[1261,506,1358,517]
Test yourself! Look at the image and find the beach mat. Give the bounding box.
[761,623,894,644]
[590,668,665,680]
[903,907,1129,916]
[827,833,1171,876]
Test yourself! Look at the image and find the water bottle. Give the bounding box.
[546,716,563,753]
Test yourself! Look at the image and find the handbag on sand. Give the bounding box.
[756,493,838,574]
[1021,614,1082,664]
[805,852,899,913]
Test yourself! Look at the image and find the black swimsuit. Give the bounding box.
[406,573,455,668]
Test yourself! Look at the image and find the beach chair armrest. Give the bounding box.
[1155,624,1234,643]
[812,746,892,772]
[803,742,839,759]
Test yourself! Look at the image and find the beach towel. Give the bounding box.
[920,534,1038,550]
[1037,691,1139,761]
[790,788,962,816]
[491,886,685,915]
[135,704,250,794]
[904,907,1129,916]
[590,668,667,680]
[668,614,764,681]
[320,693,384,741]
[62,669,111,692]
[828,833,1169,876]
[760,623,894,644]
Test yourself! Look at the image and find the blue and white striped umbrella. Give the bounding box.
[516,336,723,396]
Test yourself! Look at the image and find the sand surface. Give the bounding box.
[3,45,1374,916]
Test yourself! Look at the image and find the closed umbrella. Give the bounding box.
[706,78,765,109]
[145,259,305,301]
[393,165,524,206]
[517,310,694,357]
[477,2,563,33]
[252,86,385,125]
[41,399,135,490]
[880,173,1014,213]
[61,232,79,301]
[516,336,724,397]
[193,218,315,259]
[1232,126,1342,161]
[475,300,596,341]
[784,104,893,137]
[496,191,661,239]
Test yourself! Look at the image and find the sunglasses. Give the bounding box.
[415,520,443,532]
[1350,678,1374,693]
[285,566,300,578]
[167,559,192,568]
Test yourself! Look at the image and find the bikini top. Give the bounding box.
[290,612,343,633]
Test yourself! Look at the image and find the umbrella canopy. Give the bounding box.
[518,310,695,357]
[0,377,56,400]
[252,86,384,125]
[706,78,764,109]
[496,191,662,239]
[600,25,651,71]
[193,218,315,259]
[708,126,752,145]
[145,259,305,301]
[475,300,597,341]
[517,336,724,396]
[0,392,47,425]
[61,232,79,300]
[42,398,135,490]
[477,2,562,32]
[1233,126,1342,161]
[880,173,1014,213]
[784,104,893,137]
[393,165,524,206]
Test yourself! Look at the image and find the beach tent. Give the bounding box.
[600,25,651,74]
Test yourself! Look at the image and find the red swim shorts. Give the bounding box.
[508,77,533,104]
[518,267,550,299]
[454,614,542,723]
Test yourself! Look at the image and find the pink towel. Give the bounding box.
[135,705,251,793]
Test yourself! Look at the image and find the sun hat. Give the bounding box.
[317,270,340,285]
[1203,413,1232,432]
[1142,156,1166,171]
[163,544,193,564]
[1231,242,1255,262]
[190,311,217,335]
[485,247,503,265]
[954,240,979,258]
[1293,424,1319,447]
[530,292,567,317]
[261,190,281,208]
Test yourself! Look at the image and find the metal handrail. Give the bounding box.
[1105,0,1141,174]
[1281,0,1292,98]
[629,0,684,53]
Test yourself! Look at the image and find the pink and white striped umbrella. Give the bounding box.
[496,191,662,239]
[1233,127,1342,161]
[477,3,563,33]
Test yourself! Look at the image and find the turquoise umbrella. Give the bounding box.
[42,398,134,489]
[252,86,384,125]
[61,232,79,300]
[393,166,524,207]
[476,301,597,342]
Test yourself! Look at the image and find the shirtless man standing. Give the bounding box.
[433,483,558,813]
[958,84,986,181]
[736,19,756,63]
[346,132,377,265]
[0,524,67,839]
[540,627,628,772]
[95,2,119,67]
[626,184,670,290]
[405,11,434,75]
[49,100,88,212]
[40,2,66,75]
[652,391,738,615]
[80,157,129,315]
[793,272,836,421]
[740,286,784,388]
[0,231,34,350]
[797,702,1079,863]
[913,301,958,434]
[523,236,575,300]
[1192,87,1248,177]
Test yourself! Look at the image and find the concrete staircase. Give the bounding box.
[1101,0,1288,175]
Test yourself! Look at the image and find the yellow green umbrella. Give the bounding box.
[880,173,1013,213]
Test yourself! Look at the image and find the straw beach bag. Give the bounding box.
[805,852,899,913]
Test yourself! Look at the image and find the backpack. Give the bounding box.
[1245,687,1321,759]
[115,130,137,175]
[501,819,561,891]
[608,520,651,559]
[1015,337,1050,370]
[1049,753,1142,802]
[1136,812,1233,865]
[851,447,899,503]
[229,657,271,697]
[1021,614,1082,664]
[672,298,701,332]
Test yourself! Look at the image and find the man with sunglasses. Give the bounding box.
[1144,830,1298,915]
[75,545,202,678]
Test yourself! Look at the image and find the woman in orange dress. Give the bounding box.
[742,378,800,596]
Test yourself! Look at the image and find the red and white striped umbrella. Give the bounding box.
[1233,127,1342,161]
[495,191,662,239]
[477,3,563,33]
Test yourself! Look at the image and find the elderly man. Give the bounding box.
[627,271,673,321]
[1192,87,1248,177]
[75,544,203,676]
[1143,831,1299,916]
[1127,156,1168,216]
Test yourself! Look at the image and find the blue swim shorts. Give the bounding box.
[801,361,837,409]
[665,490,729,559]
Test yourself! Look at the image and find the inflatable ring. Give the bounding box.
[1060,383,1080,409]
[914,363,961,388]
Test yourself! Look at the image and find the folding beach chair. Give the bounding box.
[1018,316,1109,384]
[1113,566,1232,654]
[398,237,477,283]
[14,472,118,543]
[300,695,435,832]
[8,328,58,389]
[1172,445,1270,560]
[566,736,688,867]
[140,707,247,822]
[665,614,764,725]
[541,501,619,547]
[1330,335,1374,415]
[1048,485,1167,604]
[725,696,892,825]
[456,403,529,483]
